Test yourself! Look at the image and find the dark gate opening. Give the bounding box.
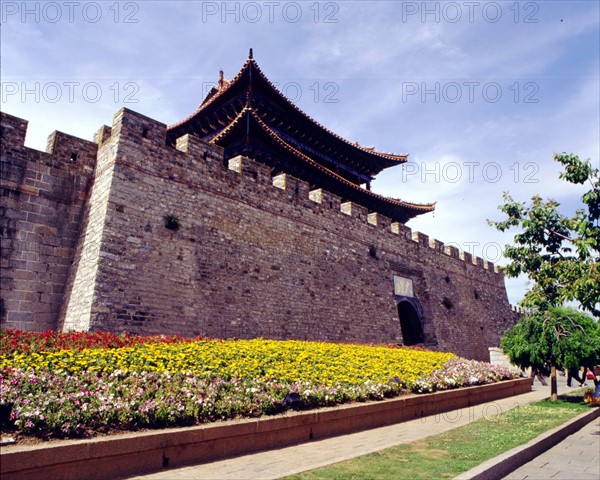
[397,300,424,346]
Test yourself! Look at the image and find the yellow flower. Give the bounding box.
[2,337,454,386]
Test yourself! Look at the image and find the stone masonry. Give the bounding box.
[1,114,96,332]
[0,108,517,361]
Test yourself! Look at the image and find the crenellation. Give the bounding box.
[111,108,167,147]
[228,155,244,174]
[411,231,429,245]
[93,125,112,145]
[444,245,459,258]
[45,131,98,170]
[271,172,286,189]
[272,173,311,202]
[390,222,412,239]
[175,134,223,163]
[0,112,28,148]
[459,251,473,264]
[0,113,96,174]
[308,188,323,204]
[1,111,95,332]
[367,212,391,230]
[228,155,272,184]
[428,238,444,252]
[340,201,367,221]
[313,188,341,211]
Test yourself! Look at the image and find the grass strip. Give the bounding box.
[285,391,592,480]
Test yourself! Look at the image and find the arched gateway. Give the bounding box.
[397,298,425,346]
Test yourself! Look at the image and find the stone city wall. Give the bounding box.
[1,112,96,332]
[1,109,517,360]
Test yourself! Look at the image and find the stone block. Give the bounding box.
[93,125,112,145]
[340,201,367,220]
[367,212,391,229]
[411,231,429,245]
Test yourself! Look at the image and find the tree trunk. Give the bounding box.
[550,364,558,401]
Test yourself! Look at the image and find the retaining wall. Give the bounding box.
[0,378,532,480]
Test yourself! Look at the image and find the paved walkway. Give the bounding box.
[503,415,599,480]
[127,382,564,480]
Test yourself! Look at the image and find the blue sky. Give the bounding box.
[1,0,599,305]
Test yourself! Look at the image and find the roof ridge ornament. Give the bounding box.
[218,70,225,90]
[249,48,253,59]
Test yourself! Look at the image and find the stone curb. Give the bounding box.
[1,378,531,480]
[454,405,600,480]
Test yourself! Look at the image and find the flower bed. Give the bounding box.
[0,330,519,440]
[1,337,454,383]
[413,357,520,393]
[0,329,193,354]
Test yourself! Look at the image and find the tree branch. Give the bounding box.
[546,228,573,243]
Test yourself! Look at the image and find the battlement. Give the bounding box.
[111,108,167,147]
[45,131,98,170]
[93,125,112,145]
[231,155,273,185]
[184,144,503,277]
[1,111,98,333]
[1,111,97,171]
[1,111,28,147]
[175,133,223,162]
[511,305,523,314]
[367,212,391,231]
[0,108,502,278]
[308,188,341,211]
[340,201,368,221]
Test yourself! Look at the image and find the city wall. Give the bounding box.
[0,109,517,360]
[0,113,96,332]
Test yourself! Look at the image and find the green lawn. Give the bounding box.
[285,391,592,480]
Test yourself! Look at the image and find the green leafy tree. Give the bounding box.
[501,307,600,399]
[490,153,599,317]
[491,153,599,400]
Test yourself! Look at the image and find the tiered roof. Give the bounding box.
[167,50,434,223]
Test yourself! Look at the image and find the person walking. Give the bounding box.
[567,366,587,387]
[530,367,548,386]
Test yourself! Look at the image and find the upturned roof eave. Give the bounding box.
[166,55,408,171]
[209,107,435,220]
